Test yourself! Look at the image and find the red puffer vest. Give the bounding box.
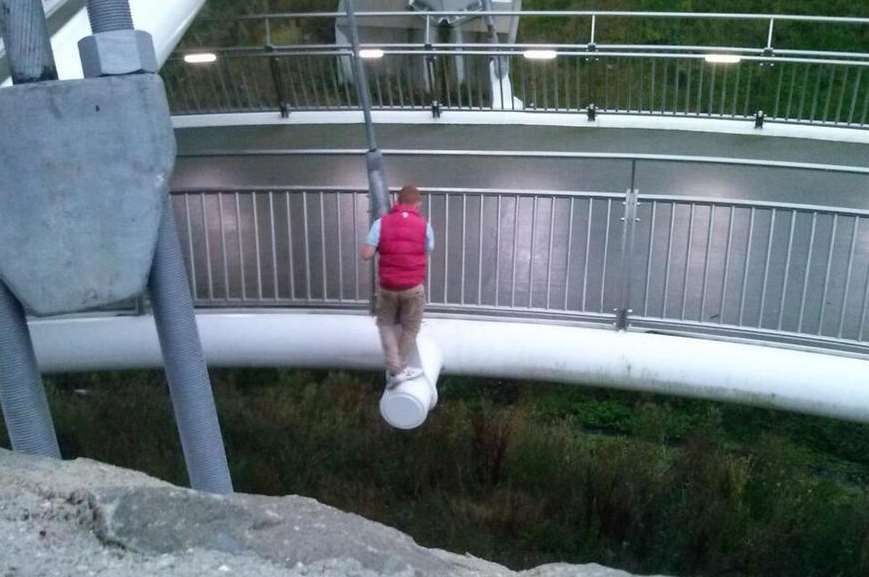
[378,204,427,290]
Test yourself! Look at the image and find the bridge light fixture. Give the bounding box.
[359,48,385,59]
[704,54,741,64]
[523,49,558,61]
[184,53,217,64]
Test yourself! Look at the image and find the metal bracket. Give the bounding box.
[134,294,150,316]
[0,74,174,316]
[755,110,765,128]
[614,308,633,331]
[614,185,639,331]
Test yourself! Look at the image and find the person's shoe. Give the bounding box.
[387,367,424,388]
[386,370,403,389]
[403,367,424,381]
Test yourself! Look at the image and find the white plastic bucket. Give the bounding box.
[378,333,442,430]
[379,375,437,430]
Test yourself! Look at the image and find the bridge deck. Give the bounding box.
[173,123,869,209]
[166,125,869,357]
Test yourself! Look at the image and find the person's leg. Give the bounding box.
[376,289,401,375]
[398,285,426,370]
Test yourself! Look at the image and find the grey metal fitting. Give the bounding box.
[78,29,157,78]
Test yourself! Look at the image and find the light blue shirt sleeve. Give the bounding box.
[366,219,382,247]
[426,222,435,253]
[366,217,435,252]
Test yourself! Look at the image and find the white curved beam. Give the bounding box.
[171,110,869,145]
[28,311,869,424]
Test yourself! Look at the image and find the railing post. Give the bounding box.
[754,60,772,127]
[425,51,441,118]
[765,17,775,56]
[589,14,597,52]
[266,46,290,118]
[585,37,598,118]
[423,13,440,117]
[615,160,639,330]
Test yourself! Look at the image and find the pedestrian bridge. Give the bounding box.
[31,145,869,425]
[16,3,869,425]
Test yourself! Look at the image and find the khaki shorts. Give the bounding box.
[376,284,426,373]
[376,284,425,328]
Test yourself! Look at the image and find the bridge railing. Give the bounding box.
[170,151,869,356]
[164,10,869,128]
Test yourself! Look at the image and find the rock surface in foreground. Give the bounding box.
[0,449,669,577]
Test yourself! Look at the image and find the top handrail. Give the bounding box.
[214,11,869,25]
[182,9,869,65]
[178,147,869,176]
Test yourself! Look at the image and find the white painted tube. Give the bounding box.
[424,319,869,424]
[171,110,869,145]
[2,0,205,86]
[27,312,869,425]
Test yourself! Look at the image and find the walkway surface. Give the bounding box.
[174,123,869,208]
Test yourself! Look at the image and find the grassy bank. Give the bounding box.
[3,369,869,576]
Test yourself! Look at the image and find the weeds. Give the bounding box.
[2,369,869,576]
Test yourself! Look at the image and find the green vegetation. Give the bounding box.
[182,1,868,49]
[169,1,868,121]
[3,369,869,576]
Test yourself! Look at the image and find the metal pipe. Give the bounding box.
[83,0,232,494]
[181,44,869,61]
[86,0,133,32]
[344,0,389,315]
[0,0,60,459]
[179,148,869,175]
[291,50,869,68]
[228,11,869,24]
[344,0,376,151]
[564,197,575,310]
[0,282,61,458]
[148,199,233,494]
[616,162,639,328]
[798,213,818,332]
[0,0,57,83]
[252,192,263,300]
[766,18,775,51]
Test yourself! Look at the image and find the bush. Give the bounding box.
[2,368,869,576]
